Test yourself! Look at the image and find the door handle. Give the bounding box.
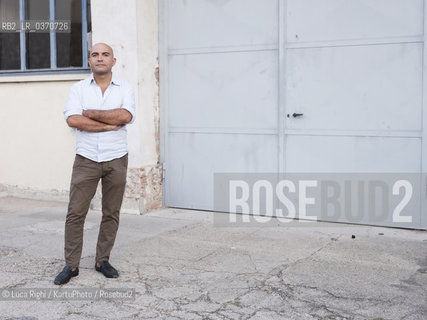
[292,113,304,118]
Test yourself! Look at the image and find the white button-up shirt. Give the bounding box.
[63,74,136,163]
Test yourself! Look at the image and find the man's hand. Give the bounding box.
[105,124,125,131]
[83,108,132,125]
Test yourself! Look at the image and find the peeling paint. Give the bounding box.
[90,164,163,214]
[124,165,163,213]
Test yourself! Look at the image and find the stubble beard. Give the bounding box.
[92,68,111,76]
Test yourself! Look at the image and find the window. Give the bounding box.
[0,0,91,73]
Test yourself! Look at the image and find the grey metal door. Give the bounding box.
[160,0,427,229]
[160,0,280,210]
[282,0,425,228]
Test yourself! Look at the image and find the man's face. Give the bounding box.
[88,44,116,75]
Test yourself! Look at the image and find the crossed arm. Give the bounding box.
[67,108,132,132]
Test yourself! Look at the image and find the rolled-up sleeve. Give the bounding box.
[63,82,83,122]
[121,85,136,124]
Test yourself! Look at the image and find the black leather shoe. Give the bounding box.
[54,265,79,285]
[95,261,119,278]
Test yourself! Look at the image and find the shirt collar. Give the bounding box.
[111,74,121,86]
[89,73,121,86]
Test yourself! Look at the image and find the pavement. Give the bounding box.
[0,196,426,320]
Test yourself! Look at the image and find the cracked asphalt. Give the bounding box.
[0,196,426,320]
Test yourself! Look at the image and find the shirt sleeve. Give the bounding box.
[63,82,83,122]
[121,85,136,124]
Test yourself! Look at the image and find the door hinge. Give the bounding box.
[161,163,166,182]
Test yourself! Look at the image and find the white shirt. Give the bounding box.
[63,74,136,163]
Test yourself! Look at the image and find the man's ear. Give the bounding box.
[112,58,117,66]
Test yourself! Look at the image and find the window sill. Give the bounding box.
[0,69,91,83]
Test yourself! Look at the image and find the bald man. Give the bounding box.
[54,43,136,285]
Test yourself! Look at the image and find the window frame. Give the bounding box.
[0,0,90,75]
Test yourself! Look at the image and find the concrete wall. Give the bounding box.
[0,0,162,213]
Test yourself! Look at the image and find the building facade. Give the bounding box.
[1,0,426,229]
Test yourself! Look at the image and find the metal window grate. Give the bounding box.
[1,0,89,74]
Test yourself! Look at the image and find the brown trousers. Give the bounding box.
[64,154,128,268]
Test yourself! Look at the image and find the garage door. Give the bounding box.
[159,0,427,229]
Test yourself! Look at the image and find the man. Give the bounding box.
[54,43,135,285]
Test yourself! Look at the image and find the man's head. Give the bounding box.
[88,43,116,75]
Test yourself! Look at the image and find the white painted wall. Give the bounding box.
[91,0,159,169]
[0,77,81,193]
